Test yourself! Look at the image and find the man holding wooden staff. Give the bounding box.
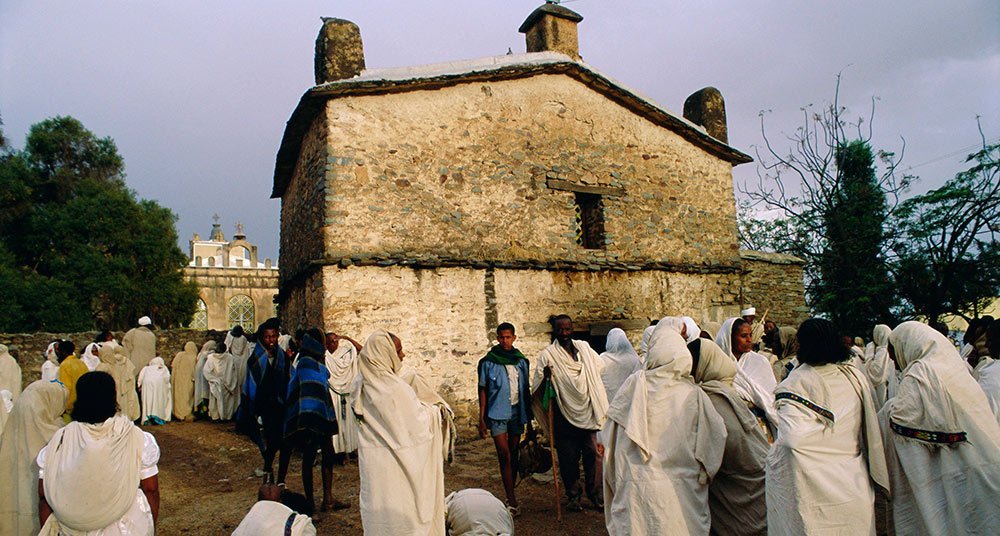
[531,315,609,512]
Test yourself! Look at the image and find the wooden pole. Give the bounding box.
[546,378,562,521]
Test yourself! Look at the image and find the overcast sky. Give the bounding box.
[2,0,997,260]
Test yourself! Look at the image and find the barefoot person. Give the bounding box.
[477,322,532,516]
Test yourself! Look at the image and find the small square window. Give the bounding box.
[574,192,605,249]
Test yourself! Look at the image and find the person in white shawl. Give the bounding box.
[0,380,67,536]
[863,324,896,408]
[96,343,141,422]
[352,330,449,535]
[0,390,12,437]
[0,344,21,401]
[37,371,160,536]
[232,482,316,536]
[879,321,1000,534]
[41,341,60,382]
[531,315,608,511]
[715,318,778,438]
[193,340,215,417]
[203,343,239,420]
[325,332,362,454]
[689,337,768,536]
[171,342,198,421]
[121,316,156,380]
[638,322,657,362]
[599,328,642,403]
[80,343,101,372]
[603,324,726,536]
[137,357,172,425]
[767,318,889,536]
[225,325,252,403]
[445,488,514,536]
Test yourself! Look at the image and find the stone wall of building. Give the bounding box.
[184,267,279,330]
[1,329,224,388]
[739,249,809,328]
[314,74,741,270]
[280,113,329,286]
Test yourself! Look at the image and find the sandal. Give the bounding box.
[505,502,520,518]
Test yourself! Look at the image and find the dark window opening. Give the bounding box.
[574,192,605,249]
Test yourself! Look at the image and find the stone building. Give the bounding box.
[272,5,804,413]
[183,218,279,331]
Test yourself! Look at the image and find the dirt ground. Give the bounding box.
[147,420,608,535]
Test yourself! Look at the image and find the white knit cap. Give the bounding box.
[138,316,152,326]
[740,307,756,316]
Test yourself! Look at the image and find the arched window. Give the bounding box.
[189,299,208,329]
[227,294,255,330]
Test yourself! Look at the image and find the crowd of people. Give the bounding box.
[0,309,998,535]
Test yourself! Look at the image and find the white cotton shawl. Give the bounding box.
[599,328,642,404]
[352,330,446,535]
[194,341,215,404]
[96,344,140,421]
[682,317,702,344]
[715,318,778,430]
[864,325,894,408]
[203,352,239,420]
[879,321,1000,535]
[638,324,656,362]
[226,334,252,392]
[692,339,768,536]
[326,344,361,454]
[41,343,59,382]
[0,380,67,536]
[42,415,144,532]
[232,500,316,536]
[603,329,727,536]
[531,339,608,431]
[0,345,21,401]
[80,343,101,372]
[171,342,198,420]
[138,357,172,424]
[122,326,156,379]
[0,391,11,437]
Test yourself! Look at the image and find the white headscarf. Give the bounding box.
[81,343,101,372]
[0,345,21,401]
[599,328,642,403]
[682,317,702,344]
[889,321,1000,440]
[639,324,656,361]
[715,318,778,428]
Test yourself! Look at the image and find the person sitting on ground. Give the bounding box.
[767,318,889,535]
[282,329,349,512]
[56,340,88,420]
[232,479,316,536]
[689,336,768,536]
[603,324,727,535]
[445,488,514,536]
[37,371,160,535]
[137,357,172,425]
[477,322,533,516]
[0,380,67,536]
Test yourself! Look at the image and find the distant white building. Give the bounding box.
[184,217,279,331]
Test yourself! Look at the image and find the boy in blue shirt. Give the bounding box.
[477,322,533,515]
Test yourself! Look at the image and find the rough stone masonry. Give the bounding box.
[270,5,805,426]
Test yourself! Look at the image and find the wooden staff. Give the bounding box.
[545,371,562,521]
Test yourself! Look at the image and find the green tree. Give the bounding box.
[0,116,198,332]
[739,76,909,333]
[893,132,999,324]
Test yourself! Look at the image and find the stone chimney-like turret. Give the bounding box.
[519,2,584,60]
[315,17,365,84]
[683,87,729,143]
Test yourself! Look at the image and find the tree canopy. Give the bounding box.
[0,116,198,332]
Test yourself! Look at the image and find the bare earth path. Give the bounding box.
[147,421,608,535]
